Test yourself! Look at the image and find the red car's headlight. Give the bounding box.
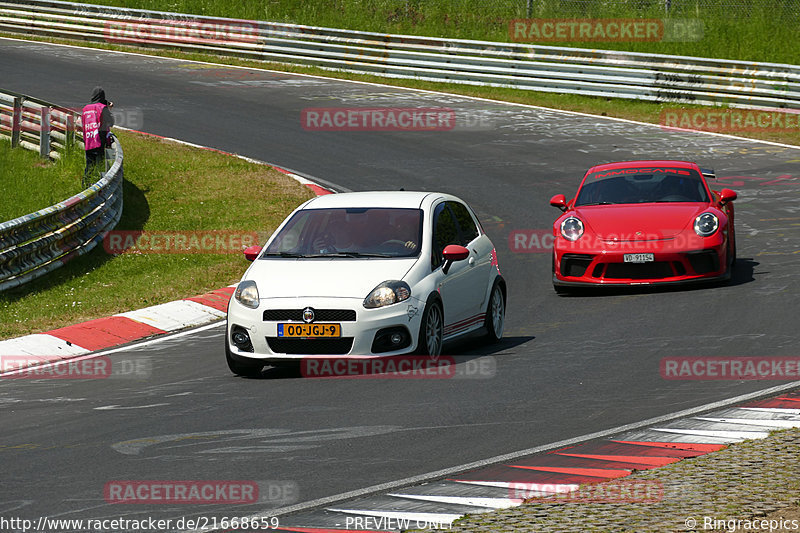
[560,217,584,241]
[694,212,719,237]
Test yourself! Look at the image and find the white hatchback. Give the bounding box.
[225,191,506,376]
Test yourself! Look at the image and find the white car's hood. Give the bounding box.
[243,258,418,299]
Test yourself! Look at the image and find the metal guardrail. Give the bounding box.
[1,0,799,109]
[0,88,123,291]
[0,89,77,159]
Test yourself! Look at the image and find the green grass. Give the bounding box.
[79,0,800,64]
[0,139,85,222]
[0,130,314,339]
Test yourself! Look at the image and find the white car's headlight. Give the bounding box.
[694,212,719,237]
[560,217,584,241]
[364,281,411,309]
[235,280,260,309]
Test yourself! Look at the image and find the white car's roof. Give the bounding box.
[302,191,449,210]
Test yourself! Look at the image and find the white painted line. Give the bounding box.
[450,480,578,493]
[94,403,170,410]
[614,429,735,444]
[96,321,224,356]
[0,334,90,356]
[2,36,799,152]
[650,427,769,441]
[1,322,224,378]
[325,508,462,525]
[388,493,521,509]
[115,300,224,331]
[741,407,800,415]
[695,417,800,428]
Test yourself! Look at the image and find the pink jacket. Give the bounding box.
[82,102,106,150]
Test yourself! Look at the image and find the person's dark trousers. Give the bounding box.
[83,147,105,187]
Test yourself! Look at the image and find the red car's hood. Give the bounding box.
[574,204,708,240]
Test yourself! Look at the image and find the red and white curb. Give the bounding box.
[268,391,800,532]
[0,285,235,369]
[0,135,333,372]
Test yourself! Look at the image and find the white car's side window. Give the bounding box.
[449,201,479,246]
[431,203,458,269]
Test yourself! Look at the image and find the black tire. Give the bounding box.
[484,280,505,343]
[554,284,571,295]
[225,336,264,378]
[723,232,737,285]
[552,253,568,295]
[416,297,443,356]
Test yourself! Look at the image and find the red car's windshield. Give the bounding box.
[576,167,709,206]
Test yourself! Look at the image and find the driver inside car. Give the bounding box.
[313,211,370,253]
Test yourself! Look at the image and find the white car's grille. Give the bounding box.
[262,309,357,322]
[266,337,354,355]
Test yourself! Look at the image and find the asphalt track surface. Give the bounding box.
[1,38,799,528]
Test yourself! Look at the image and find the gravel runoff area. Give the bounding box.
[438,428,800,533]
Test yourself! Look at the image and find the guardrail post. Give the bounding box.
[39,106,51,159]
[11,97,22,148]
[65,113,75,149]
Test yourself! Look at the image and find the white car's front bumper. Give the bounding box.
[226,296,426,360]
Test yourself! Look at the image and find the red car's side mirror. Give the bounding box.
[550,194,567,211]
[442,244,470,274]
[719,188,737,204]
[243,245,262,261]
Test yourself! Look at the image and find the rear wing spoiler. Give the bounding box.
[700,168,716,180]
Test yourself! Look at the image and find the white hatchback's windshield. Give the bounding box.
[263,208,423,258]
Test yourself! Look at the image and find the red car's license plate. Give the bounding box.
[624,253,654,263]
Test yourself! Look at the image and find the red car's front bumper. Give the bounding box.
[553,232,731,286]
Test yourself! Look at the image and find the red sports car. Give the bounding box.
[550,160,737,292]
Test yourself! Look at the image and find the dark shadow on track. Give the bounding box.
[447,334,534,356]
[235,335,535,380]
[728,257,757,286]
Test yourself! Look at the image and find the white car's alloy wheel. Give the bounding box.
[421,300,443,356]
[489,284,504,340]
[484,283,505,342]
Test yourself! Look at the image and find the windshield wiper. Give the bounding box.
[263,251,395,258]
[261,252,308,258]
[577,201,615,206]
[653,200,696,203]
[317,252,394,258]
